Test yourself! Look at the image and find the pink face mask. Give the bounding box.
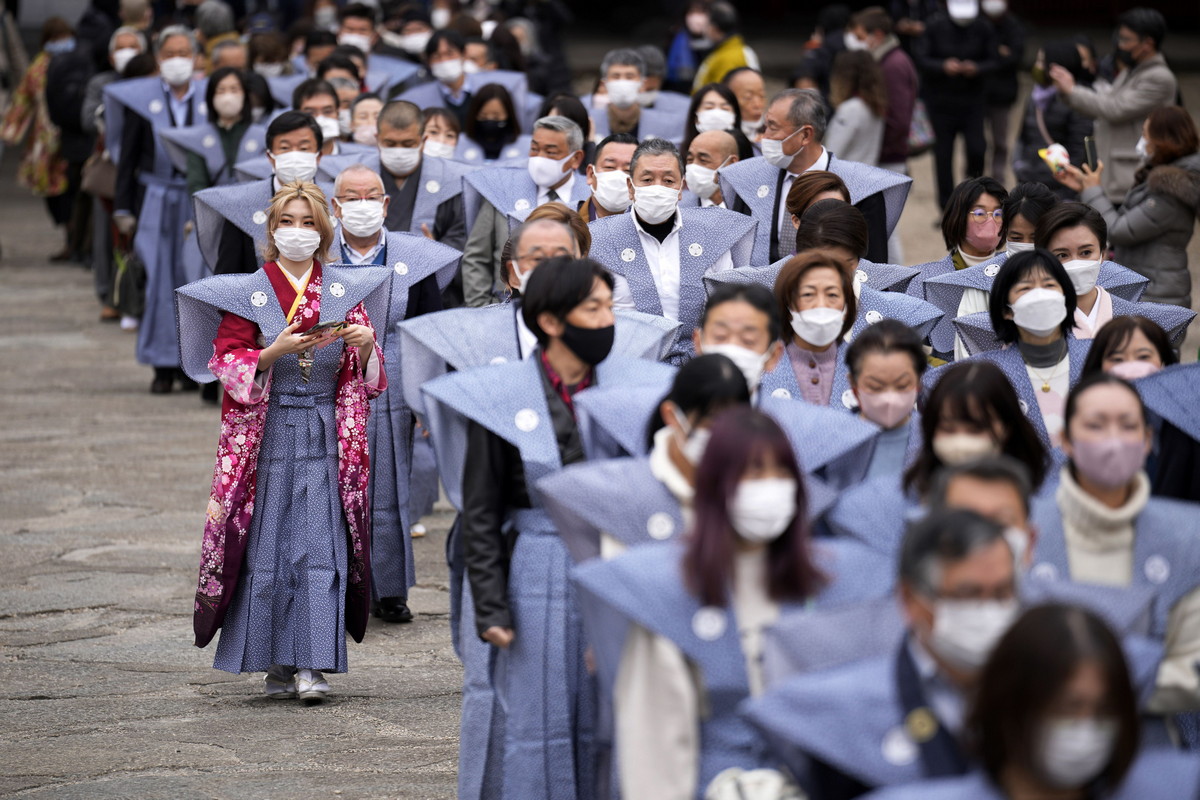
[1108,360,1161,381]
[965,218,1001,254]
[1071,436,1146,489]
[856,389,917,430]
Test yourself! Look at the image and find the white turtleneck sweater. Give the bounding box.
[1057,468,1200,713]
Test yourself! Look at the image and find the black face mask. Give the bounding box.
[1115,45,1136,67]
[560,322,615,366]
[475,119,511,146]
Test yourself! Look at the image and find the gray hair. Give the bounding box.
[157,24,199,55]
[533,115,583,154]
[899,508,1007,596]
[210,39,244,64]
[378,99,423,133]
[769,88,828,141]
[600,47,645,79]
[108,25,146,54]
[333,163,384,197]
[636,44,666,79]
[630,137,683,179]
[927,456,1034,519]
[194,0,235,39]
[328,76,359,93]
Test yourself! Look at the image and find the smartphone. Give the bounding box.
[1084,136,1098,171]
[307,320,347,335]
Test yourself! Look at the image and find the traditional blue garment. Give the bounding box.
[334,233,460,602]
[758,396,879,487]
[857,749,1200,800]
[922,338,1093,447]
[397,70,530,121]
[1137,363,1200,442]
[265,73,307,107]
[857,258,922,293]
[825,474,921,555]
[421,354,672,800]
[462,164,593,237]
[235,142,376,183]
[574,379,673,460]
[589,106,685,143]
[573,537,895,799]
[717,154,912,266]
[175,265,391,673]
[321,151,478,234]
[454,133,531,165]
[759,340,855,411]
[104,76,209,367]
[588,207,757,363]
[159,121,268,183]
[364,54,421,96]
[705,255,921,297]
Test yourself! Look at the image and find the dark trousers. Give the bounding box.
[928,101,987,209]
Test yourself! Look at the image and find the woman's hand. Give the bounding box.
[258,320,321,370]
[1080,161,1104,189]
[339,323,375,364]
[483,626,514,649]
[1053,164,1085,193]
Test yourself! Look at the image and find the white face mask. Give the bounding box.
[760,127,804,169]
[337,199,385,238]
[379,145,421,176]
[948,0,979,25]
[790,306,845,348]
[702,342,770,391]
[273,227,322,262]
[637,89,659,107]
[338,32,373,54]
[528,153,573,189]
[633,185,680,225]
[1005,240,1035,256]
[1061,259,1102,295]
[929,598,1018,671]
[672,403,711,465]
[981,0,1006,16]
[353,125,377,146]
[314,6,337,29]
[1004,526,1030,568]
[1037,718,1118,788]
[423,139,456,160]
[1010,287,1067,336]
[253,61,285,78]
[685,163,720,199]
[112,47,139,74]
[741,117,762,141]
[592,169,632,213]
[932,432,1000,465]
[213,92,244,120]
[729,478,798,543]
[462,58,482,74]
[271,150,319,184]
[431,58,464,84]
[511,261,533,295]
[159,56,194,87]
[605,79,642,109]
[431,7,451,28]
[1135,136,1149,160]
[695,107,735,133]
[338,108,352,136]
[399,31,431,55]
[316,115,342,143]
[843,30,869,51]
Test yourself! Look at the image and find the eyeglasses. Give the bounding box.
[336,195,386,203]
[968,208,1004,224]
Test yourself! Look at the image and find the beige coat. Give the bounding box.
[1064,53,1177,203]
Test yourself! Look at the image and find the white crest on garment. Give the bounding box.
[329,282,345,298]
[756,185,770,199]
[692,607,726,641]
[202,134,216,149]
[865,310,883,324]
[250,291,268,307]
[393,262,409,275]
[252,210,267,225]
[514,198,530,212]
[149,99,164,115]
[514,408,539,432]
[620,248,636,263]
[1032,562,1059,581]
[688,242,703,258]
[984,264,1001,277]
[244,139,259,153]
[771,388,792,400]
[489,356,508,365]
[842,389,858,409]
[855,269,869,285]
[465,148,480,161]
[1144,555,1170,585]
[425,180,440,194]
[1018,399,1029,415]
[647,512,675,541]
[881,727,918,766]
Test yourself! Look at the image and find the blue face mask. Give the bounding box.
[45,37,76,55]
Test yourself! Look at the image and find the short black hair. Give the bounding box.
[521,257,615,347]
[898,508,1007,594]
[721,66,761,85]
[317,53,361,81]
[304,29,337,54]
[1117,7,1166,49]
[942,176,1008,252]
[708,0,739,36]
[204,66,252,126]
[987,249,1078,344]
[1079,315,1178,378]
[844,318,926,379]
[1034,202,1107,253]
[339,2,377,25]
[266,109,323,151]
[1003,182,1059,233]
[424,29,466,60]
[538,93,590,146]
[1063,372,1148,443]
[928,455,1034,518]
[292,77,338,111]
[700,282,782,342]
[594,132,639,163]
[645,353,752,448]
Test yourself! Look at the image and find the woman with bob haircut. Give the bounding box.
[175,180,389,703]
[457,82,529,163]
[1080,315,1177,381]
[574,406,894,799]
[863,604,1200,799]
[828,359,1048,556]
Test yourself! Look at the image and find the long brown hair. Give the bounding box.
[1138,105,1200,182]
[829,50,888,119]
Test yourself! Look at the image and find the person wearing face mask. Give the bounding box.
[329,163,458,626]
[420,106,459,159]
[845,319,927,480]
[680,83,742,159]
[690,0,760,90]
[335,3,420,97]
[591,138,755,364]
[911,0,998,210]
[1013,41,1095,198]
[847,8,918,177]
[1049,9,1176,205]
[863,603,1200,800]
[581,133,637,221]
[682,130,739,209]
[291,79,353,158]
[929,456,1038,570]
[828,360,1048,556]
[103,25,207,394]
[575,406,892,800]
[460,115,592,308]
[346,93,382,146]
[586,48,685,144]
[1056,106,1200,310]
[1029,374,1200,715]
[723,67,767,145]
[718,88,911,265]
[745,508,1018,798]
[175,181,389,704]
[419,258,673,800]
[193,112,333,278]
[400,30,531,129]
[455,84,530,164]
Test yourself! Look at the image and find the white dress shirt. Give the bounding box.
[537,171,576,207]
[515,305,538,360]
[610,209,735,320]
[774,146,831,236]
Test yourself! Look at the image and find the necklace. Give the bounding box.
[1022,340,1069,392]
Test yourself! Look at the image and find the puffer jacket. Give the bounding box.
[1081,151,1200,308]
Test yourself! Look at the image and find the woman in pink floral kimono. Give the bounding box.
[175,181,390,703]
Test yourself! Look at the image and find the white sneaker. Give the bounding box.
[296,669,330,703]
[411,524,426,539]
[119,315,139,331]
[263,665,297,699]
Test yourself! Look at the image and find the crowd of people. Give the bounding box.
[8,0,1200,796]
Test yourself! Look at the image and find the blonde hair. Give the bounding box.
[262,181,335,264]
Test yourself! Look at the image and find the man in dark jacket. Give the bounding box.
[980,0,1025,183]
[849,7,918,174]
[912,0,998,209]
